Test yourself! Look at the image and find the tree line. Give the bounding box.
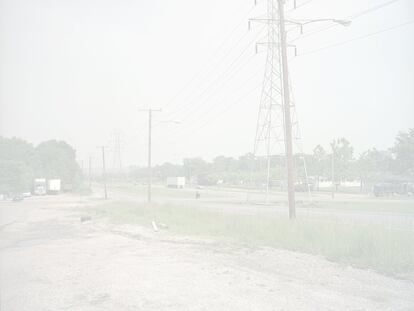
[0,137,81,194]
[129,129,414,190]
[2,128,412,193]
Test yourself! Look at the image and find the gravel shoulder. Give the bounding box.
[1,194,413,310]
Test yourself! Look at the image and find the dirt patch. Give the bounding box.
[1,195,413,310]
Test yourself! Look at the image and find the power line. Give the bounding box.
[159,59,264,143]
[163,32,251,117]
[350,0,401,19]
[178,52,259,123]
[165,26,266,120]
[162,4,257,112]
[188,83,262,135]
[164,30,251,116]
[159,82,262,147]
[181,86,259,142]
[294,0,315,10]
[175,66,264,135]
[298,19,414,56]
[290,0,403,43]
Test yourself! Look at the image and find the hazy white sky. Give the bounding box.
[1,0,413,167]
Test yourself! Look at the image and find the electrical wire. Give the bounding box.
[163,29,252,117]
[162,4,258,113]
[177,52,258,124]
[190,83,262,134]
[298,19,414,56]
[155,59,265,143]
[290,0,403,43]
[294,0,315,10]
[160,55,263,140]
[350,0,401,20]
[181,63,265,129]
[165,25,266,121]
[161,82,263,147]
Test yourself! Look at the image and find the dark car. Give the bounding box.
[294,182,315,192]
[373,182,408,197]
[12,194,24,202]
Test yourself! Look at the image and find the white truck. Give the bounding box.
[166,177,186,189]
[33,178,47,195]
[47,179,61,195]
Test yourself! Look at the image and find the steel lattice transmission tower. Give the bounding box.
[252,0,296,218]
[110,130,123,172]
[251,1,351,219]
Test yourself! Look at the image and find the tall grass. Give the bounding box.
[93,201,414,280]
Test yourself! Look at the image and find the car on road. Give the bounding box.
[12,194,24,202]
[294,182,315,192]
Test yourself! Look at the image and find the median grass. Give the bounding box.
[93,200,414,280]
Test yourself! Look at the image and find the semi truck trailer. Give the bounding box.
[47,179,61,195]
[166,177,186,189]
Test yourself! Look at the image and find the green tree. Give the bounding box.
[237,153,256,171]
[182,157,210,183]
[33,140,81,186]
[356,148,392,190]
[0,137,35,193]
[391,129,414,176]
[309,145,328,189]
[211,156,240,183]
[156,162,184,180]
[330,138,354,183]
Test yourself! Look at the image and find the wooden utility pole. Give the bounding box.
[278,0,296,219]
[101,146,108,199]
[139,108,161,203]
[331,152,335,199]
[88,156,92,190]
